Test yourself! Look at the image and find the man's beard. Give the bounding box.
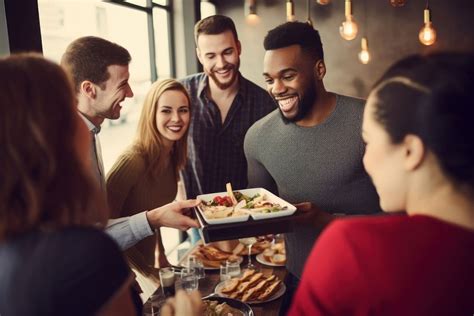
[278,83,317,124]
[207,60,240,90]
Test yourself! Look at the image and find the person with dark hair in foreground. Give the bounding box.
[244,21,381,314]
[0,53,137,316]
[288,52,474,315]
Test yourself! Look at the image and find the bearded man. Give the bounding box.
[244,22,381,315]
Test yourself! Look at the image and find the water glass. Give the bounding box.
[220,262,231,282]
[180,268,198,292]
[188,255,205,279]
[226,260,241,278]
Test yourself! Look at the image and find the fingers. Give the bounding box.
[294,202,313,212]
[176,217,199,230]
[176,199,201,210]
[160,297,175,316]
[189,290,203,313]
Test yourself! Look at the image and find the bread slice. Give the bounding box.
[200,245,230,261]
[221,278,240,294]
[271,254,286,265]
[239,269,256,282]
[257,280,281,301]
[247,272,264,287]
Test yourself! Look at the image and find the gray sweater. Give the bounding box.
[244,94,381,278]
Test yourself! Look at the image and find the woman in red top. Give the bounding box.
[288,53,474,315]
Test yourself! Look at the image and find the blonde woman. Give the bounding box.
[106,79,192,287]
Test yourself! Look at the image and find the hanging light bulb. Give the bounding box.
[339,0,358,40]
[418,8,436,46]
[287,0,296,22]
[390,0,406,7]
[245,0,260,26]
[316,0,331,5]
[358,37,370,64]
[306,0,314,26]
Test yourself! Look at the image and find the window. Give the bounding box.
[38,0,180,255]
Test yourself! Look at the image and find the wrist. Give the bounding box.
[146,207,163,229]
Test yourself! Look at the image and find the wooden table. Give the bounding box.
[144,259,287,316]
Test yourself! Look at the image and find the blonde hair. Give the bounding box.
[0,53,108,241]
[133,79,191,178]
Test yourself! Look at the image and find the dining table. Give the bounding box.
[143,249,288,316]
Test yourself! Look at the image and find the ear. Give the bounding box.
[80,81,97,99]
[314,59,326,80]
[236,40,242,56]
[403,134,425,171]
[196,47,203,65]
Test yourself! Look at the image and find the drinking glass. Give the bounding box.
[238,237,257,270]
[180,267,198,292]
[226,259,241,278]
[158,267,175,297]
[220,262,231,282]
[188,255,205,279]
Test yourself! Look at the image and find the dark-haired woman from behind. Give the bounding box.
[289,52,474,315]
[0,54,137,316]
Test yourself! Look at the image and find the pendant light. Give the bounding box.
[245,0,260,26]
[287,0,296,22]
[306,0,314,26]
[358,0,370,64]
[339,0,358,40]
[358,37,370,64]
[316,0,331,5]
[418,2,436,46]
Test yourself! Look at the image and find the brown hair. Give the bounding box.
[0,53,108,241]
[60,36,131,92]
[194,15,239,45]
[133,79,191,178]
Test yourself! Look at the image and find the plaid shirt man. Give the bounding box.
[180,72,276,199]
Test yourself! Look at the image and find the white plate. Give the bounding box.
[255,253,285,267]
[214,280,286,305]
[197,188,296,225]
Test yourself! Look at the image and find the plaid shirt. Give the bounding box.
[180,73,276,198]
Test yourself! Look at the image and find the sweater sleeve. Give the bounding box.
[287,220,368,316]
[106,152,145,218]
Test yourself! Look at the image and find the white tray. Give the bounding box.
[197,188,296,225]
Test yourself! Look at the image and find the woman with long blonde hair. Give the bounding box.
[106,79,192,288]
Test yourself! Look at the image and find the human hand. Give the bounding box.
[146,199,201,230]
[293,202,335,230]
[160,290,203,316]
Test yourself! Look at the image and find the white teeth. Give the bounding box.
[167,126,182,132]
[278,96,298,112]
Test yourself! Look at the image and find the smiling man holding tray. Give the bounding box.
[244,22,382,315]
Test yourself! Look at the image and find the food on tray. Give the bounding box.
[200,183,289,220]
[203,300,243,316]
[218,269,282,303]
[190,245,242,268]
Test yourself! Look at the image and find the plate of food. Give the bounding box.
[255,241,286,267]
[181,244,243,270]
[202,294,254,316]
[197,183,296,225]
[214,269,285,304]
